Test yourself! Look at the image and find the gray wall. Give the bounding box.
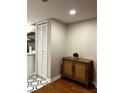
[49,19,97,87]
[50,19,67,78]
[66,19,97,86]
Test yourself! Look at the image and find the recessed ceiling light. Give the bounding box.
[69,9,76,15]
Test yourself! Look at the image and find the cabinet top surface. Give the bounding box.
[63,57,93,63]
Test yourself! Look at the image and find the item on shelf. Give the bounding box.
[29,46,32,53]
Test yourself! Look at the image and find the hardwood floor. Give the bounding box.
[32,78,97,93]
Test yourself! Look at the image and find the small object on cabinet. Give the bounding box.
[73,52,79,60]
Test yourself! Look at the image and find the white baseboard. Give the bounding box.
[50,75,61,83]
[46,78,51,83]
[48,75,97,88]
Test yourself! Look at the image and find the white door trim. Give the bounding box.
[35,20,48,78]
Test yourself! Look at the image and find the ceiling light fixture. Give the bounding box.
[69,9,76,15]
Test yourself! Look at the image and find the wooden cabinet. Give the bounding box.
[62,57,93,87]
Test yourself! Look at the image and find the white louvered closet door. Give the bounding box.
[36,22,47,78]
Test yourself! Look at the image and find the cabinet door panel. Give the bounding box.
[75,63,86,82]
[63,60,73,76]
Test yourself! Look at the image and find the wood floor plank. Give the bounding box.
[32,78,97,93]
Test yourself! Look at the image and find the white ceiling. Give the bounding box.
[27,0,97,24]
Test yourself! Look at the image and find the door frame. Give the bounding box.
[34,19,51,79]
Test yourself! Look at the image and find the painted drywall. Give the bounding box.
[28,18,97,86]
[50,19,67,78]
[66,19,97,86]
[27,54,35,76]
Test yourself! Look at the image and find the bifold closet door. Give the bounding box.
[36,22,47,78]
